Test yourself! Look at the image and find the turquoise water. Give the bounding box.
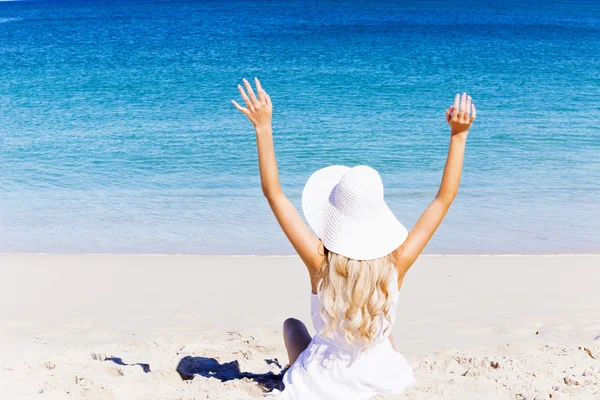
[0,0,599,254]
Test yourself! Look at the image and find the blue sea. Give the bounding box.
[0,0,599,255]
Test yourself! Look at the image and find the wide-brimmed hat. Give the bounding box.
[302,165,408,261]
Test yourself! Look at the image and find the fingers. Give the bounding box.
[448,93,476,129]
[446,106,453,123]
[459,92,467,119]
[465,95,472,120]
[451,92,475,122]
[452,94,460,121]
[238,84,254,111]
[231,100,249,116]
[235,78,271,118]
[243,78,259,105]
[254,77,266,104]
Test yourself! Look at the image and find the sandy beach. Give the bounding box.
[0,254,598,399]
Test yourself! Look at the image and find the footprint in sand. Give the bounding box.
[90,353,108,361]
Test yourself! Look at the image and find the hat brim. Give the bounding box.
[301,165,408,261]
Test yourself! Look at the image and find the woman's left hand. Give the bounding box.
[446,92,476,139]
[232,78,272,131]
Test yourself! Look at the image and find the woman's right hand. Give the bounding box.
[232,77,272,132]
[446,92,476,139]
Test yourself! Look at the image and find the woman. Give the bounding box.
[232,78,476,399]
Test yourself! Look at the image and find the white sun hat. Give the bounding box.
[302,165,408,261]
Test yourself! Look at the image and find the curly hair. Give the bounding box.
[317,248,400,350]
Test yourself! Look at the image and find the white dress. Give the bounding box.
[272,273,415,400]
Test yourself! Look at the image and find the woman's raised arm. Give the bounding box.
[232,78,323,273]
[397,93,476,274]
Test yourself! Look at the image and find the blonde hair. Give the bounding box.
[318,248,401,350]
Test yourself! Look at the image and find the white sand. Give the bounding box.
[0,254,598,399]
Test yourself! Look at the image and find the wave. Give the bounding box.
[0,18,22,24]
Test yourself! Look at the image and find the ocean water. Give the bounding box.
[0,0,599,255]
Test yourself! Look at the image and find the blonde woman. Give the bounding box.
[232,78,476,399]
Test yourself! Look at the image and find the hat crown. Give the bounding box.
[334,166,385,219]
